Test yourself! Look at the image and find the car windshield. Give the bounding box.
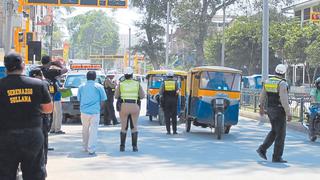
[200,71,241,91]
[64,74,105,88]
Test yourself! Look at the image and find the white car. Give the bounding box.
[61,70,106,123]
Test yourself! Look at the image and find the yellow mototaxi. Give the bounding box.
[146,70,187,125]
[182,66,242,139]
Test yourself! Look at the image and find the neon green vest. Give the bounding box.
[120,80,139,100]
[164,80,176,91]
[264,77,282,93]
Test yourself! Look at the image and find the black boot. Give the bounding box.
[120,132,126,152]
[272,156,287,163]
[256,147,267,160]
[132,132,138,152]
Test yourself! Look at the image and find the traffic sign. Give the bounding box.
[311,12,320,22]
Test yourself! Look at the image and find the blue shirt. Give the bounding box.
[77,80,107,115]
[54,91,62,101]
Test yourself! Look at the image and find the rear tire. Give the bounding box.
[224,125,231,134]
[185,117,191,132]
[62,114,68,124]
[215,114,223,140]
[149,115,153,121]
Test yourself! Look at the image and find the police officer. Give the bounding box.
[103,76,119,125]
[257,64,292,163]
[29,68,51,166]
[0,52,53,179]
[115,67,145,152]
[160,70,179,135]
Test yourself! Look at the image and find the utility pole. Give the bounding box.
[165,1,170,67]
[221,0,226,67]
[262,0,269,82]
[128,27,131,67]
[4,0,14,55]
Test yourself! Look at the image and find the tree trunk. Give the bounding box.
[313,66,319,85]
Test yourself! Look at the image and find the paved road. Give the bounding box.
[46,100,320,180]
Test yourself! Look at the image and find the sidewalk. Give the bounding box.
[240,110,308,133]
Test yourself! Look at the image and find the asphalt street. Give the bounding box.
[46,100,320,180]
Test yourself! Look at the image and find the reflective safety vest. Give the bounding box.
[120,79,139,100]
[264,77,285,107]
[164,80,176,91]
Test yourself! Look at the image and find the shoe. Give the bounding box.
[55,130,65,134]
[132,132,138,152]
[272,158,287,163]
[166,132,171,135]
[48,147,54,151]
[256,148,267,160]
[173,132,178,135]
[49,131,55,134]
[120,132,126,152]
[88,152,96,156]
[113,121,120,125]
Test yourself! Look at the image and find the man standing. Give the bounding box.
[40,55,67,134]
[160,70,179,135]
[257,64,291,163]
[78,71,107,155]
[0,52,53,179]
[51,91,64,134]
[115,67,145,152]
[103,76,119,125]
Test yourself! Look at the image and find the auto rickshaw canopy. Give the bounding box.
[146,70,187,77]
[189,66,242,74]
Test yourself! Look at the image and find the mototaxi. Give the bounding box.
[182,66,242,139]
[146,70,187,125]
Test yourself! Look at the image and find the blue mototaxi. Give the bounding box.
[146,70,187,125]
[182,66,242,138]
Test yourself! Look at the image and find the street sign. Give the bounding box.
[89,55,124,59]
[25,0,128,8]
[311,12,320,22]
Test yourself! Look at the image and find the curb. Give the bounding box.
[240,110,308,134]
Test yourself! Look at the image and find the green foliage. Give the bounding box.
[132,0,174,70]
[67,10,120,59]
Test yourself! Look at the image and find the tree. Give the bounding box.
[67,10,120,59]
[131,0,174,70]
[174,0,236,66]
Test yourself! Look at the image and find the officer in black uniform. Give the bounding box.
[103,76,119,125]
[29,68,52,166]
[257,64,292,163]
[159,70,179,135]
[0,52,53,180]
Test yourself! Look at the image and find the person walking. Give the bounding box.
[77,71,107,155]
[115,67,145,152]
[257,64,292,163]
[159,70,179,135]
[103,76,119,125]
[0,52,53,180]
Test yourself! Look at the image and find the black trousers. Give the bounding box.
[0,128,45,180]
[260,107,287,159]
[104,97,117,124]
[164,98,178,133]
[42,115,50,165]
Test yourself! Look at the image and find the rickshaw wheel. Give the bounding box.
[224,125,231,134]
[185,118,191,132]
[309,135,317,142]
[215,114,223,140]
[149,116,153,121]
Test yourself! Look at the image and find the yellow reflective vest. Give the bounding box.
[164,80,176,91]
[120,79,139,100]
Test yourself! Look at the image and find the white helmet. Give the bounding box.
[275,64,287,75]
[166,70,174,77]
[124,67,133,75]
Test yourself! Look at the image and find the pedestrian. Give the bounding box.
[29,68,52,168]
[159,70,179,135]
[103,76,119,125]
[257,64,292,163]
[77,71,107,155]
[51,90,64,134]
[308,77,320,141]
[40,55,67,134]
[0,52,53,180]
[115,67,145,152]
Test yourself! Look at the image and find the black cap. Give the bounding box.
[41,55,51,65]
[4,52,23,72]
[87,71,96,81]
[29,68,43,78]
